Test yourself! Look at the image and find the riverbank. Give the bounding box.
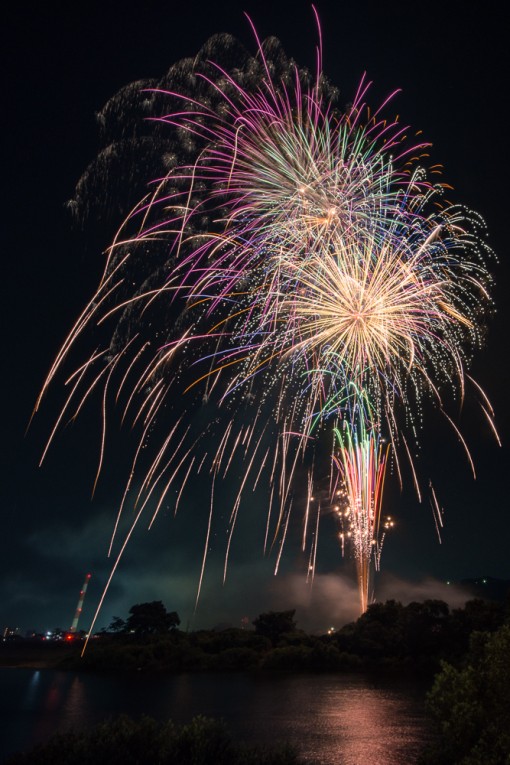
[0,642,80,669]
[0,634,440,677]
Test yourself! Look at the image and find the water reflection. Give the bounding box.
[22,670,40,708]
[0,669,431,763]
[28,672,77,746]
[63,676,87,727]
[294,681,429,765]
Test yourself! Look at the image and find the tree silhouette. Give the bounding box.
[253,610,297,645]
[126,602,180,636]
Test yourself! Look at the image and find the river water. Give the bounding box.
[0,669,432,763]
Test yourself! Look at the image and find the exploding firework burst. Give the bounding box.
[35,14,496,630]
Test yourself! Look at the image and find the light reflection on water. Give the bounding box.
[0,669,431,763]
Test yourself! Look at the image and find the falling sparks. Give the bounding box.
[35,11,496,635]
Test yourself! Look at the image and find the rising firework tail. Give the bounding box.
[33,12,497,642]
[332,389,390,613]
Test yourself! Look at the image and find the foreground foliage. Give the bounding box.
[6,715,305,765]
[420,624,510,765]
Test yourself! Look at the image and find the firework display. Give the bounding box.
[35,18,495,621]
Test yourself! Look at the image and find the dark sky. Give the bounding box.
[2,1,509,635]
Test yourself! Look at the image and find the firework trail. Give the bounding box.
[331,389,391,612]
[34,14,495,626]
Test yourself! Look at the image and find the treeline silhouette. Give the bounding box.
[62,596,509,676]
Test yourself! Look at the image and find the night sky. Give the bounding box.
[2,1,509,636]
